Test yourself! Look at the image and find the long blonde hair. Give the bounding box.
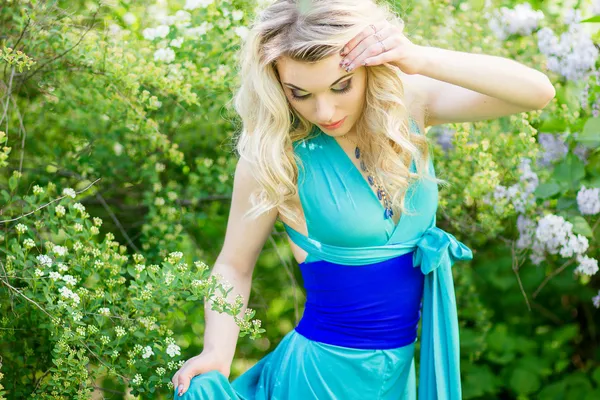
[233,0,446,224]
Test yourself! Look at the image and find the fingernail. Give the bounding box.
[340,47,346,55]
[178,384,184,396]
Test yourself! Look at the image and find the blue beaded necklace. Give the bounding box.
[343,136,394,220]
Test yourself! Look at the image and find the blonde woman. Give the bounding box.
[171,0,555,398]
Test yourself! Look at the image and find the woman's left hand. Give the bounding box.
[339,21,427,75]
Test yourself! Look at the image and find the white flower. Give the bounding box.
[34,268,45,277]
[132,373,143,385]
[234,26,249,40]
[123,12,137,26]
[231,10,244,21]
[537,24,598,82]
[74,223,83,232]
[154,47,176,63]
[574,254,599,276]
[33,185,44,195]
[15,223,28,234]
[170,37,184,48]
[62,188,76,198]
[559,234,589,258]
[486,3,544,41]
[142,345,155,359]
[55,205,66,217]
[577,186,600,215]
[113,142,123,155]
[115,326,127,337]
[184,0,214,11]
[73,203,86,213]
[37,254,53,268]
[166,343,181,358]
[592,290,600,308]
[53,245,68,257]
[49,271,62,281]
[23,238,36,249]
[98,307,110,316]
[143,25,170,41]
[57,263,69,272]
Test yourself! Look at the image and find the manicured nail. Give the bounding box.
[178,384,184,396]
[340,47,346,56]
[346,64,353,72]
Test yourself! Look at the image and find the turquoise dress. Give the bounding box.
[176,118,473,399]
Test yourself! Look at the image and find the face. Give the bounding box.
[275,54,367,137]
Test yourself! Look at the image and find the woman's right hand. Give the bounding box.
[171,351,231,396]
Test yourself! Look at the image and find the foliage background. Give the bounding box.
[1,0,599,398]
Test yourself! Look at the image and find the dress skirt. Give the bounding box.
[175,329,417,400]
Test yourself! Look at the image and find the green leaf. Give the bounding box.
[576,117,600,148]
[509,368,541,394]
[535,182,561,199]
[592,367,600,386]
[570,216,594,237]
[581,15,600,23]
[553,153,586,190]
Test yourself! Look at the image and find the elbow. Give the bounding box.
[535,80,556,110]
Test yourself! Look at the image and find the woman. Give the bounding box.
[171,0,555,398]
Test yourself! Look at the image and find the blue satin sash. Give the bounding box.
[295,251,425,349]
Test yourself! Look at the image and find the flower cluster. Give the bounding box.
[537,133,590,167]
[517,214,598,277]
[486,3,544,40]
[537,11,599,82]
[577,186,600,216]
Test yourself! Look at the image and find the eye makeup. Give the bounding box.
[290,78,353,101]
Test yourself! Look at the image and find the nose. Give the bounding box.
[315,97,336,124]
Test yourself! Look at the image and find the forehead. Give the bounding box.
[276,55,346,90]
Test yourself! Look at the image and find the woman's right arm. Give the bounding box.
[172,156,278,395]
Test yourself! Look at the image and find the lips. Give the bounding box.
[321,117,346,129]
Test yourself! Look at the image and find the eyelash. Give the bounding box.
[290,79,353,101]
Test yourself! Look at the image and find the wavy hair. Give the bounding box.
[233,0,448,224]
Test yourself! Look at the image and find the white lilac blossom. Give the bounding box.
[537,133,589,167]
[575,254,599,276]
[537,21,599,82]
[184,0,214,11]
[593,290,600,309]
[486,3,544,40]
[576,186,600,215]
[523,214,595,269]
[516,214,536,249]
[433,126,456,152]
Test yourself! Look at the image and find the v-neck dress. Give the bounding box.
[176,118,473,400]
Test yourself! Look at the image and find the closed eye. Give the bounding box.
[290,78,353,101]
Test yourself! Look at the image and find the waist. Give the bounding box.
[295,252,425,349]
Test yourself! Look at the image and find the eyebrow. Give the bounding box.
[283,72,354,92]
